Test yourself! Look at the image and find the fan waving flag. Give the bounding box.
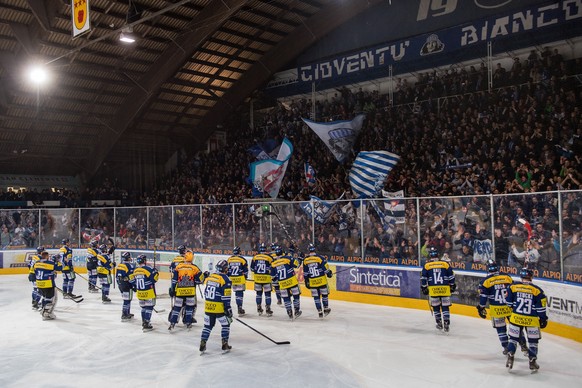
[302,114,365,163]
[249,138,293,199]
[304,162,316,186]
[349,151,400,198]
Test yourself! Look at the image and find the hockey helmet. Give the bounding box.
[99,244,108,253]
[519,267,534,281]
[308,243,316,253]
[275,246,283,256]
[215,259,228,274]
[184,250,194,262]
[90,240,99,248]
[62,238,70,245]
[270,242,278,251]
[233,246,241,255]
[121,252,132,261]
[486,260,499,274]
[178,245,187,255]
[36,246,46,254]
[258,243,266,253]
[136,254,147,265]
[288,244,296,254]
[51,255,60,262]
[428,246,439,260]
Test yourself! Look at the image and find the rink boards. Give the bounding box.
[2,248,580,343]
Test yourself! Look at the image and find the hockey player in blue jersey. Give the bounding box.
[271,245,302,319]
[60,239,77,299]
[30,252,63,320]
[97,244,115,303]
[477,260,527,355]
[86,240,100,293]
[421,247,456,332]
[505,267,548,372]
[227,246,249,316]
[130,254,159,331]
[169,245,187,275]
[168,250,206,330]
[302,244,332,318]
[27,246,44,309]
[116,252,136,321]
[200,259,233,354]
[270,243,283,305]
[251,243,274,316]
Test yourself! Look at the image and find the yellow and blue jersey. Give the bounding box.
[131,265,159,300]
[27,254,41,270]
[203,273,232,314]
[478,273,513,318]
[421,260,455,297]
[30,259,63,289]
[302,254,330,288]
[506,282,547,327]
[271,255,299,289]
[227,255,248,286]
[169,255,185,274]
[97,253,113,275]
[251,253,273,284]
[60,246,74,272]
[86,247,99,269]
[116,262,135,291]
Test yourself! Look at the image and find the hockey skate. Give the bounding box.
[257,305,263,316]
[89,285,99,293]
[238,307,246,316]
[323,307,331,317]
[221,338,232,353]
[41,310,56,320]
[318,309,324,318]
[502,347,509,355]
[529,357,539,372]
[168,323,176,331]
[294,308,302,319]
[32,300,39,310]
[506,353,514,370]
[436,320,443,331]
[520,341,529,356]
[121,313,134,321]
[443,320,450,332]
[199,340,207,354]
[186,323,193,330]
[287,309,293,319]
[142,321,153,332]
[63,293,72,299]
[102,295,112,304]
[265,306,273,317]
[277,299,282,306]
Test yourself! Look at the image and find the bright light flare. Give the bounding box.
[27,65,49,85]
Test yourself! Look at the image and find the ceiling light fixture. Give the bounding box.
[119,26,136,44]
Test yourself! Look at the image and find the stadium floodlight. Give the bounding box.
[27,65,49,85]
[119,26,136,43]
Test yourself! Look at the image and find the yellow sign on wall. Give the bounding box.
[72,0,91,38]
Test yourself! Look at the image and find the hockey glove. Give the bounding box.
[450,283,457,292]
[476,305,487,319]
[304,278,311,289]
[421,285,429,295]
[326,270,333,278]
[169,287,175,297]
[28,273,36,282]
[108,246,116,255]
[539,318,548,329]
[203,271,210,279]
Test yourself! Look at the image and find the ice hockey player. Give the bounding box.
[302,243,333,318]
[421,246,456,332]
[59,238,77,299]
[86,240,100,293]
[505,267,548,372]
[30,252,63,320]
[116,252,136,321]
[96,244,115,303]
[271,245,302,319]
[27,246,44,309]
[270,243,283,305]
[168,250,206,330]
[199,259,233,354]
[250,243,274,316]
[227,246,249,316]
[130,254,159,332]
[169,245,187,275]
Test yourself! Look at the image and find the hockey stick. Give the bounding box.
[333,265,355,275]
[235,318,290,345]
[55,286,83,303]
[265,210,298,248]
[74,271,102,290]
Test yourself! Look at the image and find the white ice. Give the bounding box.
[1,274,581,388]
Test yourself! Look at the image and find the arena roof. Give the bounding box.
[0,0,382,182]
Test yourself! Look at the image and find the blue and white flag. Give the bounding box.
[302,114,365,163]
[304,162,316,186]
[249,138,293,199]
[300,194,344,224]
[349,151,400,198]
[370,200,397,234]
[380,190,405,224]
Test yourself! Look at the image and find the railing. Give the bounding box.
[1,190,580,284]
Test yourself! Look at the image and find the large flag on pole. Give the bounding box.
[302,114,365,163]
[249,138,293,199]
[300,193,344,224]
[349,151,400,198]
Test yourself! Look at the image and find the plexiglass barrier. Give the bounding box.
[1,190,580,284]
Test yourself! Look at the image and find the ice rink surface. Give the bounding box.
[1,274,581,388]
